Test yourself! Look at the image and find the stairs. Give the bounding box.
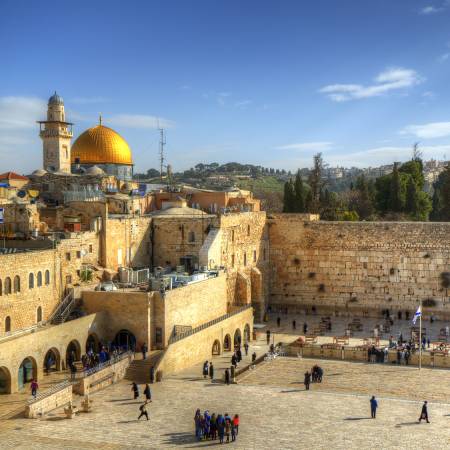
[50,291,78,325]
[125,350,164,383]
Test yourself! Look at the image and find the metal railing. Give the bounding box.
[0,323,47,344]
[27,380,71,405]
[168,305,252,344]
[49,291,76,325]
[78,350,133,378]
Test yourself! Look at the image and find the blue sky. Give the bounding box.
[1,0,450,174]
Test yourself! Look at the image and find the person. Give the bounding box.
[144,383,151,401]
[370,396,378,419]
[292,319,296,330]
[141,342,147,360]
[252,352,257,363]
[231,354,237,368]
[131,382,139,399]
[231,419,237,442]
[203,361,209,379]
[209,362,214,381]
[266,329,271,345]
[304,371,311,390]
[149,366,155,384]
[224,413,231,443]
[194,409,202,440]
[138,401,149,421]
[405,350,410,365]
[236,347,242,362]
[277,317,281,327]
[210,413,217,440]
[244,342,249,356]
[233,414,239,435]
[70,362,77,381]
[203,410,211,439]
[303,322,308,334]
[419,401,430,423]
[30,379,38,398]
[217,414,225,443]
[225,368,230,385]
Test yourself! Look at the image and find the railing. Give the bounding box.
[50,291,76,325]
[27,380,71,405]
[78,351,133,378]
[0,323,47,343]
[168,305,252,344]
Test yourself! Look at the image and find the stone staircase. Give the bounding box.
[124,350,164,383]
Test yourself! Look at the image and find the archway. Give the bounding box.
[244,323,251,342]
[223,334,232,352]
[212,339,221,356]
[86,333,100,353]
[114,330,136,351]
[0,366,11,394]
[66,340,81,366]
[18,357,37,391]
[234,328,242,349]
[44,348,60,374]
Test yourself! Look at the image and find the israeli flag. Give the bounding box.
[412,306,422,325]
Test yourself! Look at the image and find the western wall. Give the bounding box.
[268,214,450,318]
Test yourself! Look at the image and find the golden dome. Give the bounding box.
[71,125,133,166]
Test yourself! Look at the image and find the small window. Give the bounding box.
[66,252,71,261]
[247,225,251,236]
[4,277,11,295]
[37,306,42,323]
[5,316,11,333]
[188,231,195,243]
[253,250,257,263]
[0,279,2,296]
[37,271,42,287]
[45,270,50,285]
[13,275,20,293]
[65,275,72,285]
[232,230,235,242]
[76,251,81,259]
[263,248,266,261]
[243,252,247,266]
[231,254,235,268]
[29,273,34,289]
[89,244,93,253]
[181,225,185,240]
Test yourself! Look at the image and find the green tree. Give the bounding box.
[431,165,450,221]
[388,163,403,212]
[405,176,420,216]
[294,170,306,212]
[354,175,375,220]
[307,153,325,213]
[282,179,296,212]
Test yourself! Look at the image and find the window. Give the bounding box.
[45,270,50,285]
[4,277,11,295]
[231,254,235,268]
[188,231,195,243]
[66,252,71,261]
[36,306,42,323]
[232,230,235,242]
[29,273,34,289]
[76,270,81,277]
[263,248,266,261]
[0,279,2,296]
[37,271,42,287]
[76,251,81,259]
[180,225,185,240]
[65,275,72,285]
[253,250,257,263]
[5,316,11,333]
[63,145,68,159]
[13,275,20,293]
[247,225,251,236]
[243,252,247,266]
[89,244,93,253]
[155,327,162,344]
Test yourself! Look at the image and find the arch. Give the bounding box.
[234,328,242,348]
[18,357,37,391]
[29,273,34,289]
[86,333,100,353]
[4,277,11,295]
[212,339,221,356]
[36,306,42,323]
[45,270,50,285]
[13,275,20,293]
[114,329,136,351]
[223,334,232,352]
[37,271,43,287]
[66,340,81,366]
[0,366,12,394]
[5,316,11,333]
[244,323,251,342]
[44,348,61,373]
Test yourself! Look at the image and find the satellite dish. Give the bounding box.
[17,190,26,198]
[28,190,39,198]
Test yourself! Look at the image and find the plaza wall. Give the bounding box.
[269,215,450,317]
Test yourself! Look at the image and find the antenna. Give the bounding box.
[158,123,166,183]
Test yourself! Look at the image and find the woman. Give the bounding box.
[194,409,202,440]
[210,413,217,440]
[225,415,231,443]
[232,414,239,436]
[143,384,152,401]
[202,361,209,379]
[217,414,225,444]
[131,382,139,399]
[203,410,211,440]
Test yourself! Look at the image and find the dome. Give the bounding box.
[85,165,105,176]
[31,169,47,177]
[71,125,133,166]
[48,91,63,105]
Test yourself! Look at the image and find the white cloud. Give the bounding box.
[420,5,441,14]
[319,67,423,102]
[107,114,175,129]
[0,96,46,129]
[400,121,450,139]
[437,52,450,63]
[275,141,334,151]
[235,100,252,109]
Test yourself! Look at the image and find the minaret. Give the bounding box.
[37,92,73,173]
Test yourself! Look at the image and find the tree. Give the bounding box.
[282,179,296,212]
[354,175,375,220]
[405,176,420,216]
[388,163,403,212]
[307,153,325,213]
[294,170,306,213]
[431,165,450,221]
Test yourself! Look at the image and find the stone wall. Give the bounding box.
[24,384,73,418]
[269,215,450,317]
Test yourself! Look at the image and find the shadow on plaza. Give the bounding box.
[395,421,422,427]
[161,432,199,446]
[344,417,372,421]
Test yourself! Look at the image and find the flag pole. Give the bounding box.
[419,310,422,370]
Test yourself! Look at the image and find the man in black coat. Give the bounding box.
[419,401,430,423]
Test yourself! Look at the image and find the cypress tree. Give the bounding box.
[282,179,296,212]
[388,163,403,212]
[405,176,420,217]
[294,170,305,212]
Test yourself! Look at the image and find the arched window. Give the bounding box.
[13,275,20,293]
[37,271,42,287]
[45,270,50,285]
[247,224,251,236]
[0,279,2,296]
[4,277,11,295]
[29,273,34,289]
[5,316,11,333]
[188,231,195,243]
[36,306,42,323]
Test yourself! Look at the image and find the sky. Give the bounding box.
[1,0,450,174]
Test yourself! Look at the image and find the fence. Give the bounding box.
[78,351,133,378]
[27,380,72,405]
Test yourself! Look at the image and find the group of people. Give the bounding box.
[303,365,324,390]
[202,361,215,381]
[194,409,239,443]
[131,382,153,421]
[369,396,430,424]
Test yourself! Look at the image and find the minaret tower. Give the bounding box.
[37,92,73,173]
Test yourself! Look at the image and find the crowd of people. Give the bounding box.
[194,409,239,443]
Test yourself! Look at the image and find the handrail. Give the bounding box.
[0,323,47,343]
[168,305,252,344]
[27,380,71,405]
[78,350,133,378]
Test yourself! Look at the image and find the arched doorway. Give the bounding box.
[234,329,242,349]
[224,334,232,352]
[18,357,37,391]
[114,330,136,351]
[0,367,11,394]
[66,340,81,366]
[44,348,60,374]
[212,339,221,356]
[244,324,251,342]
[86,333,100,353]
